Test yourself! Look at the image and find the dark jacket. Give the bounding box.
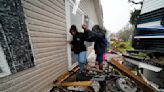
[86,30,107,55]
[71,32,87,54]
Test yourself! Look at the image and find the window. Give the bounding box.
[0,22,11,77]
[0,0,35,76]
[0,44,11,77]
[84,15,95,30]
[70,5,83,32]
[0,24,11,77]
[83,15,95,47]
[88,19,95,30]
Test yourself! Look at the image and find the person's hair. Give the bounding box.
[92,25,106,34]
[69,25,78,33]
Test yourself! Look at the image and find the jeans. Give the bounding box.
[74,51,87,72]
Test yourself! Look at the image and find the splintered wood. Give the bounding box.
[110,58,155,92]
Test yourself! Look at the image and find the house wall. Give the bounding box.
[79,0,99,25]
[141,0,164,14]
[0,0,35,74]
[0,0,67,92]
[0,0,103,92]
[79,0,103,53]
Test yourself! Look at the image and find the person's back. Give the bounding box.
[93,32,107,55]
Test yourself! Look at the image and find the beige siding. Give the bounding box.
[79,0,99,24]
[0,0,103,92]
[0,0,67,92]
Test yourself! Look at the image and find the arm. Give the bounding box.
[67,40,74,45]
[70,40,76,45]
[67,37,75,45]
[82,24,103,41]
[86,30,104,41]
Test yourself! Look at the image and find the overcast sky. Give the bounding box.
[101,0,141,33]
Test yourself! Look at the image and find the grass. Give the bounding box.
[110,41,148,59]
[111,41,133,53]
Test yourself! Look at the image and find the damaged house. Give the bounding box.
[0,0,103,92]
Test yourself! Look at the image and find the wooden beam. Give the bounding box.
[110,58,155,92]
[61,81,92,86]
[53,66,79,84]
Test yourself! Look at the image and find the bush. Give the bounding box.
[111,41,133,53]
[119,43,126,49]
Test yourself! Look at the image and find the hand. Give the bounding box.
[82,24,88,32]
[67,41,71,44]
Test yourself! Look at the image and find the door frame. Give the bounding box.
[65,0,85,71]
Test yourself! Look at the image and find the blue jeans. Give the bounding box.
[74,51,87,72]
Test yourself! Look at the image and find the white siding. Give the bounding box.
[141,0,164,14]
[78,0,102,53]
[0,0,67,92]
[137,21,161,28]
[79,0,99,24]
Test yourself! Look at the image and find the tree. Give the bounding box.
[114,0,143,42]
[128,0,143,26]
[130,9,141,26]
[116,24,134,42]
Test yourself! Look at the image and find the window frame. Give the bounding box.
[0,0,35,76]
[65,0,95,70]
[0,45,11,77]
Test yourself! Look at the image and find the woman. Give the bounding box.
[69,25,87,72]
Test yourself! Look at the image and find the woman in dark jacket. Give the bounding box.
[69,25,87,72]
[82,24,107,70]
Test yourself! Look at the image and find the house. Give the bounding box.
[0,0,103,92]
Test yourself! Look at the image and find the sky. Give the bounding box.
[101,0,141,33]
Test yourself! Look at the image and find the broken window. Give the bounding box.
[0,0,34,76]
[0,43,11,77]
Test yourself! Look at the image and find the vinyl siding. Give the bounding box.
[137,21,161,28]
[0,0,67,92]
[0,0,103,92]
[79,0,99,24]
[141,0,164,14]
